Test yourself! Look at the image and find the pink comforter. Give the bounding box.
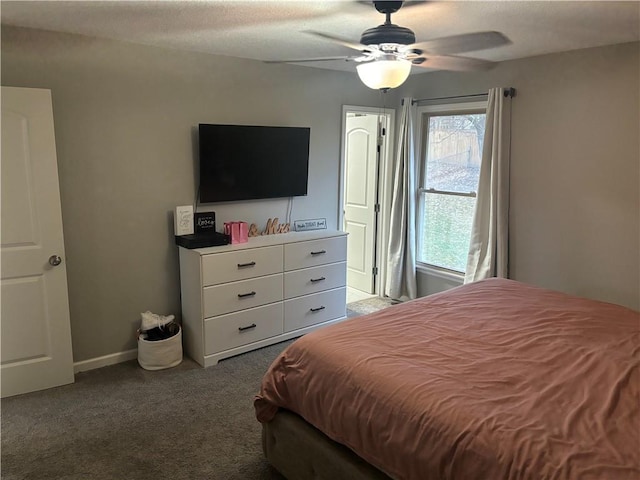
[255,279,640,479]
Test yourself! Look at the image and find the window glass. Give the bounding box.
[418,111,485,273]
[421,194,477,272]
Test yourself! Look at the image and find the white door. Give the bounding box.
[343,113,380,294]
[1,86,74,397]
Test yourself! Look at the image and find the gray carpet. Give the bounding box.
[1,299,391,480]
[1,341,294,480]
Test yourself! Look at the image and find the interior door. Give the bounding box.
[1,86,74,397]
[343,113,380,294]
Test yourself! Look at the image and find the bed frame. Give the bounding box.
[262,410,392,480]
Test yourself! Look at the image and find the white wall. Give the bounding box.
[1,26,397,362]
[402,42,639,310]
[2,25,638,363]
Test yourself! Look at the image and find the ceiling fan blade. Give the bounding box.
[303,30,371,53]
[412,55,497,71]
[264,56,356,64]
[408,31,511,56]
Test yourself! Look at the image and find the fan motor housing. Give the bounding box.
[360,24,416,46]
[373,1,404,14]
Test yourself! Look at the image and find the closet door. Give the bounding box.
[1,86,74,397]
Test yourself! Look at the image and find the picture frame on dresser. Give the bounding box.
[178,230,348,367]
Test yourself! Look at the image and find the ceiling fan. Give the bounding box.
[266,1,511,90]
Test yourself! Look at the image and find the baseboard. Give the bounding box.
[73,348,138,374]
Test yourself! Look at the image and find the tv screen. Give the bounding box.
[199,124,310,203]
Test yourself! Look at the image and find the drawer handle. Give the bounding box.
[310,306,326,313]
[238,323,257,332]
[310,277,326,283]
[310,250,326,256]
[237,261,256,268]
[238,291,257,299]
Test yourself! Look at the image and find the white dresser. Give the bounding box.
[178,230,348,366]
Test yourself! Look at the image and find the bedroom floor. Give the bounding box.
[1,300,393,480]
[1,341,291,480]
[346,286,377,304]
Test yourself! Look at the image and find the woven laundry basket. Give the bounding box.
[137,326,183,370]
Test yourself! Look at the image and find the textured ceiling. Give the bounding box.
[2,1,638,73]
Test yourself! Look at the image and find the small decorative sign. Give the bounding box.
[249,218,290,237]
[174,205,194,236]
[195,212,216,234]
[248,223,260,237]
[294,218,327,232]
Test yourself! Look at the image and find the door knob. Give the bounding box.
[48,255,62,266]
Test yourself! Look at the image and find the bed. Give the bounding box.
[255,278,639,480]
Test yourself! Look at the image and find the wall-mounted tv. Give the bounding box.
[198,124,310,203]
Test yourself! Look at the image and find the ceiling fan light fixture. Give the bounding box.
[356,58,411,90]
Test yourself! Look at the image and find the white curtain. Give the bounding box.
[385,97,417,300]
[465,88,512,283]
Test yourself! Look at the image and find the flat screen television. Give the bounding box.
[198,124,310,203]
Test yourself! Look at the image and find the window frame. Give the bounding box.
[415,100,488,276]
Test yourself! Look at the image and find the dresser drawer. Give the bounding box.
[204,303,284,355]
[284,262,346,299]
[203,273,283,318]
[202,245,283,286]
[284,287,346,332]
[284,236,347,271]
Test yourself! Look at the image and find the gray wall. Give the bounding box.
[1,26,397,362]
[2,25,638,362]
[405,42,639,309]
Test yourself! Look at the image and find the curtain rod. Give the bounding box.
[409,87,516,105]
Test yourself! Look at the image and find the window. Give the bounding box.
[416,102,487,274]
